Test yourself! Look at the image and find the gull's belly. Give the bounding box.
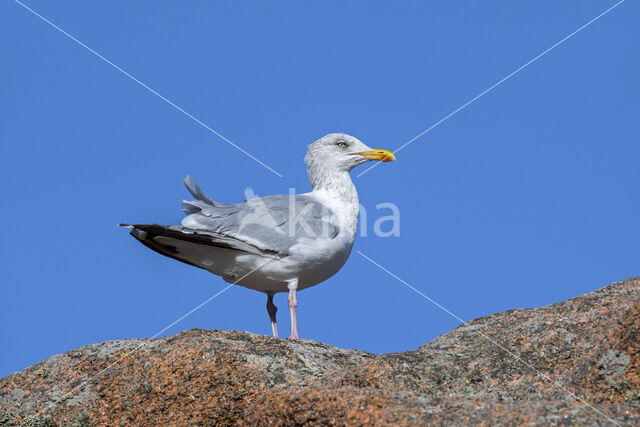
[226,234,354,293]
[291,240,353,290]
[287,232,354,289]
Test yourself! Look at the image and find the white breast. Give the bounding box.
[282,187,358,290]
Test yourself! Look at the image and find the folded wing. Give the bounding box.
[180,176,340,257]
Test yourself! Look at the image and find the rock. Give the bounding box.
[1,278,639,425]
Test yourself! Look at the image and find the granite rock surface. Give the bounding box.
[1,278,639,425]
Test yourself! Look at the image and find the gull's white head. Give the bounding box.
[305,133,395,172]
[304,133,395,191]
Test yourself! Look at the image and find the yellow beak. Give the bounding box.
[355,148,396,162]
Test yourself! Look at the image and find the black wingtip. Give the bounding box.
[118,223,134,229]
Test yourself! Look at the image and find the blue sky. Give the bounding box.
[1,1,638,377]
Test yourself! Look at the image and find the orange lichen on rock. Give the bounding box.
[1,279,640,425]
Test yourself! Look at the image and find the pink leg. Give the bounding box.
[266,294,279,338]
[287,287,299,340]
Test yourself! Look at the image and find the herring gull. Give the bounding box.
[120,133,395,339]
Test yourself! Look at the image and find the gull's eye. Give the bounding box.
[336,142,348,149]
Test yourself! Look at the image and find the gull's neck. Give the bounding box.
[308,166,359,236]
[309,169,357,201]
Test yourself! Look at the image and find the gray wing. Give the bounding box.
[180,176,340,256]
